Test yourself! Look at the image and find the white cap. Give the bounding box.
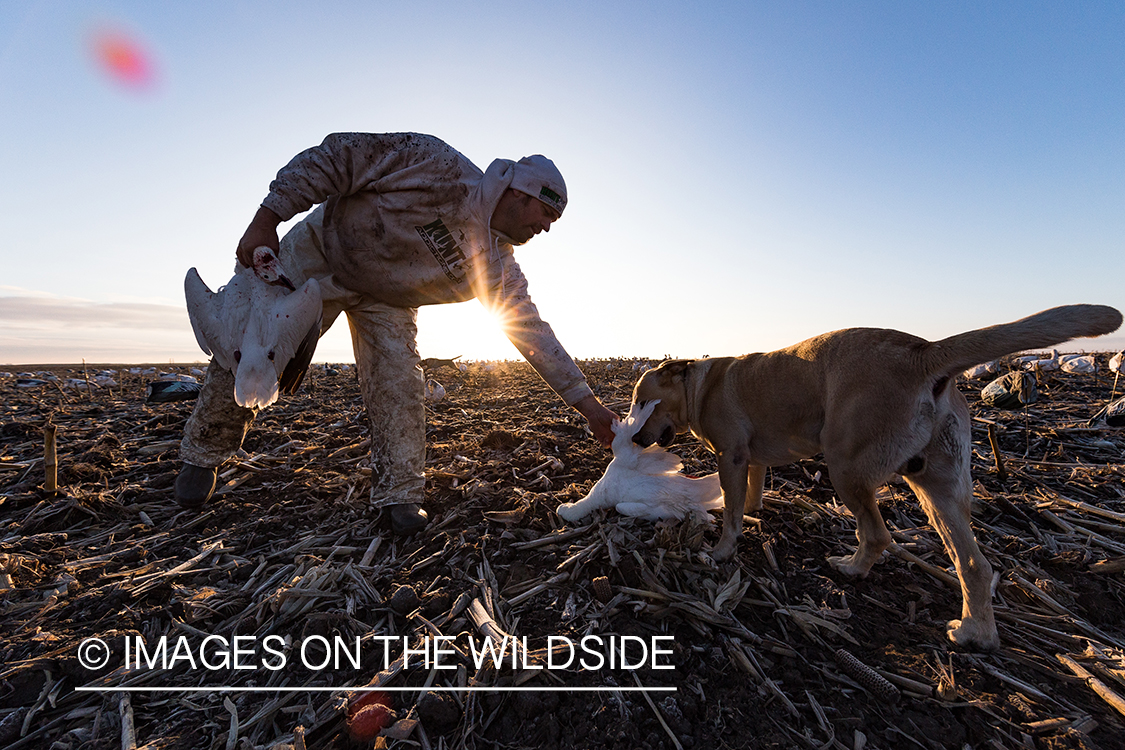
[509,155,567,215]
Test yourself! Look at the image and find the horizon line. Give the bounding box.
[5,344,1124,370]
[76,685,677,693]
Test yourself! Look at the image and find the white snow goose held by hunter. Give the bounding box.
[185,246,322,409]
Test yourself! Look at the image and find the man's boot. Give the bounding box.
[175,464,217,508]
[389,503,428,534]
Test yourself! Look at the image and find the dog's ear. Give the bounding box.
[656,359,695,380]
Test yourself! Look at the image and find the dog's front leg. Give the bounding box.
[746,464,766,512]
[714,450,750,561]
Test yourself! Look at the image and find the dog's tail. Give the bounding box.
[922,304,1122,377]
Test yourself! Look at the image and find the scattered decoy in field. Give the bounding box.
[424,378,447,401]
[1091,351,1125,426]
[16,378,50,388]
[145,380,203,403]
[1022,349,1060,371]
[963,360,999,379]
[1059,355,1097,374]
[981,370,1038,409]
[158,372,198,382]
[1106,397,1125,427]
[185,246,322,409]
[1088,395,1125,428]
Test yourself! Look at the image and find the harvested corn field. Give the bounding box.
[1,356,1124,749]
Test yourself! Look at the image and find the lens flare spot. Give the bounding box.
[89,27,157,91]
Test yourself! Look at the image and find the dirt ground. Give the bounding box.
[1,356,1124,750]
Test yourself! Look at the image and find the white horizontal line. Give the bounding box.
[76,686,676,693]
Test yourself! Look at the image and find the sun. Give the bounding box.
[416,302,523,362]
[306,302,523,364]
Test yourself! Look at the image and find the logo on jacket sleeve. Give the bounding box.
[416,218,469,284]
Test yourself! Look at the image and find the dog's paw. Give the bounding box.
[556,502,583,523]
[711,539,737,561]
[827,554,871,578]
[945,618,1000,652]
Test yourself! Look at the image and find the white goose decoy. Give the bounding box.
[185,246,322,409]
[1022,349,1060,371]
[1059,354,1096,374]
[962,360,999,379]
[557,400,722,523]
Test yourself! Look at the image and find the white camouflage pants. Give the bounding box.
[180,208,426,508]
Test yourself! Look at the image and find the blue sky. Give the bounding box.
[1,1,1123,364]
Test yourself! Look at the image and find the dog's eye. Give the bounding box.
[234,350,241,363]
[267,350,275,361]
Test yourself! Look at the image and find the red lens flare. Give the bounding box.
[89,27,157,91]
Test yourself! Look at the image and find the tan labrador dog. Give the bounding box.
[632,304,1122,650]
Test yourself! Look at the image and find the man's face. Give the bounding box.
[493,190,561,245]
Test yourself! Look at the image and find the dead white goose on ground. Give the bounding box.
[557,400,722,523]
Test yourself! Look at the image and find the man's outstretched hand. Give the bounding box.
[573,394,618,448]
